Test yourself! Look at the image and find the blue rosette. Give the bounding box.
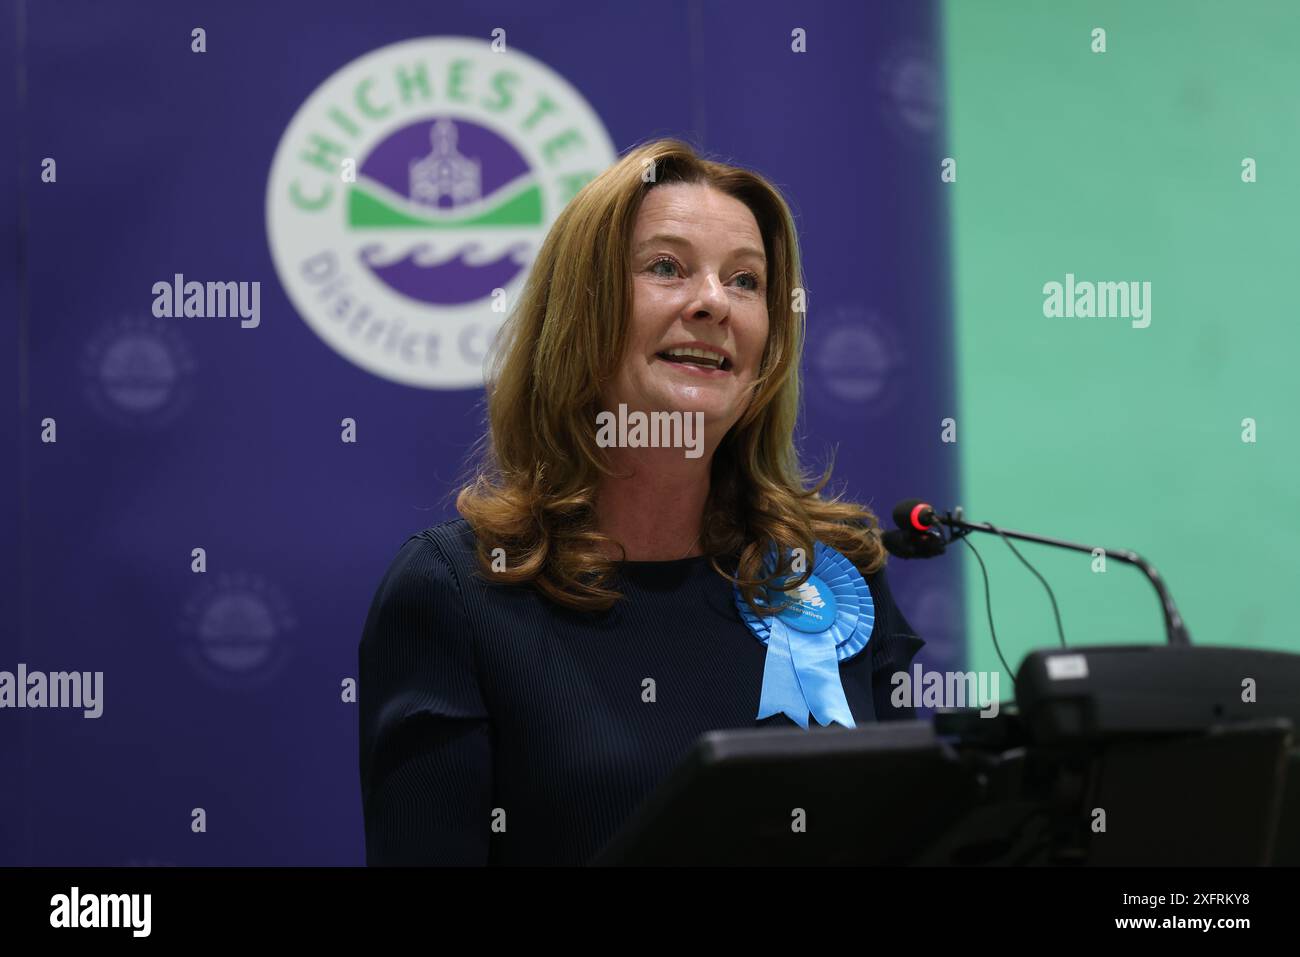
[734,540,876,729]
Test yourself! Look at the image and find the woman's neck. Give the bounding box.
[594,446,712,561]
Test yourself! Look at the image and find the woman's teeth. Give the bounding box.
[657,347,729,370]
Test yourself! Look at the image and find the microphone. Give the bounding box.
[882,497,1193,646]
[882,498,947,559]
[894,499,940,532]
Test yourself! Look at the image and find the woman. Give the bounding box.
[358,139,925,866]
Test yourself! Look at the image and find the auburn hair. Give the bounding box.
[455,138,886,614]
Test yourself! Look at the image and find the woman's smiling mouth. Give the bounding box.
[655,344,733,372]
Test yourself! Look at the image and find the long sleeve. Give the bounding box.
[358,533,492,865]
[866,565,927,722]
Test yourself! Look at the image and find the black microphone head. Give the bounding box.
[892,498,935,532]
[882,528,946,560]
[882,529,918,558]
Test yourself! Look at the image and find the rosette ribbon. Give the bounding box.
[734,540,875,729]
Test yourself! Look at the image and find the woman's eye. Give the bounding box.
[648,259,760,290]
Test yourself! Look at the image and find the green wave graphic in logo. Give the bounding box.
[347,175,544,229]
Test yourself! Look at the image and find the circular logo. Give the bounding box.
[773,574,838,633]
[266,37,616,389]
[80,316,197,429]
[805,306,905,419]
[877,42,943,141]
[179,571,296,691]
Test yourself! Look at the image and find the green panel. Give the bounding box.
[942,0,1299,683]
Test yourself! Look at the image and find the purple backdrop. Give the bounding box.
[4,0,960,865]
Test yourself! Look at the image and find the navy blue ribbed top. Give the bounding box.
[357,518,925,865]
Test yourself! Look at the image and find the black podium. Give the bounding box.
[592,645,1300,866]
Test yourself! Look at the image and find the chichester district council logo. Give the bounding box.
[266,36,616,389]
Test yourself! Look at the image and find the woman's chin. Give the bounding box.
[654,383,736,415]
[654,399,726,424]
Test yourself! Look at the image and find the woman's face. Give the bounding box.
[606,182,770,439]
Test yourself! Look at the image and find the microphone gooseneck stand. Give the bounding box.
[930,506,1193,647]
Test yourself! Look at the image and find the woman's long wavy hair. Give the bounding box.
[455,138,887,615]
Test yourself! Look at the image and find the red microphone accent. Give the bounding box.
[909,503,933,532]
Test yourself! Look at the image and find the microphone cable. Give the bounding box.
[976,519,1068,650]
[956,532,1017,691]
